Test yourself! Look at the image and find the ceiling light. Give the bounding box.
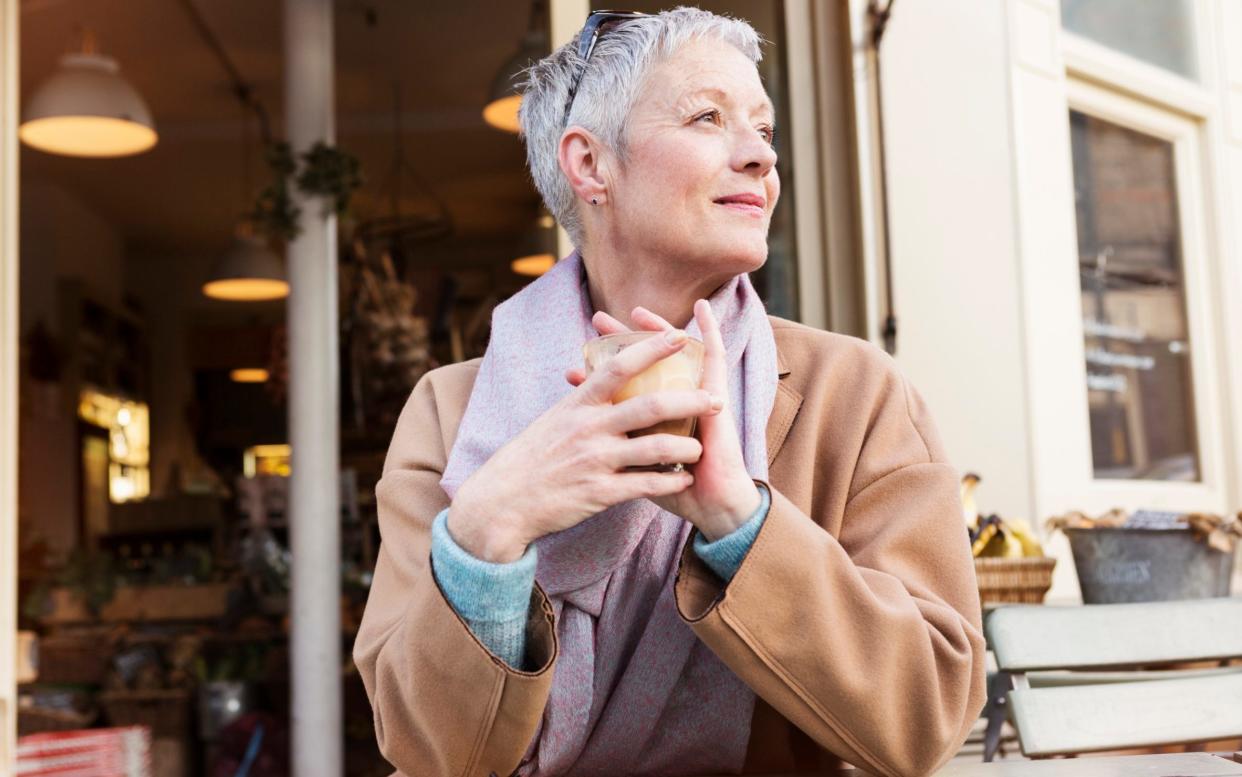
[484,2,548,133]
[20,32,157,158]
[203,233,289,301]
[231,368,270,383]
[511,253,556,277]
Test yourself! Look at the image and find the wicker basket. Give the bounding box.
[100,689,193,739]
[975,557,1056,605]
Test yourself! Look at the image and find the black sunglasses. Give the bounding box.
[564,10,647,122]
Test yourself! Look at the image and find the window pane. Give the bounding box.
[588,1,800,320]
[1070,111,1199,482]
[1061,0,1198,81]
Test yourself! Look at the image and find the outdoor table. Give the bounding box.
[936,752,1242,776]
[699,752,1242,777]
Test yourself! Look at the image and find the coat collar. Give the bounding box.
[766,338,801,467]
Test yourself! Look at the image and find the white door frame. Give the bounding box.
[1,0,20,769]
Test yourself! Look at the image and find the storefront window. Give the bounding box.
[1061,0,1199,81]
[588,1,800,320]
[1069,110,1199,482]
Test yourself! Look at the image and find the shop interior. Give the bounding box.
[12,1,798,774]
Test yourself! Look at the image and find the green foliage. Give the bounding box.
[297,142,364,218]
[22,549,119,619]
[251,140,363,243]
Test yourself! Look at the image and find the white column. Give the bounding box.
[284,1,341,774]
[0,0,19,771]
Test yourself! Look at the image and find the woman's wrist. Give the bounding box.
[447,487,531,564]
[696,479,762,542]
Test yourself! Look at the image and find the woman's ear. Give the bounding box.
[558,126,609,206]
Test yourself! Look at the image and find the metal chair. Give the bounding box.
[983,598,1242,760]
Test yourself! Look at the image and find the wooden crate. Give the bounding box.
[33,632,112,685]
[42,584,232,624]
[100,689,192,740]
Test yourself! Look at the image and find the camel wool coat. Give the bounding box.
[354,317,988,777]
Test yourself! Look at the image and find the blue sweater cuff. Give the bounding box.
[430,508,537,624]
[692,482,770,582]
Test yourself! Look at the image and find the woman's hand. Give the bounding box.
[567,301,762,541]
[448,329,723,563]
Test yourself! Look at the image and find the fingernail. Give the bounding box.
[665,329,687,345]
[710,395,724,411]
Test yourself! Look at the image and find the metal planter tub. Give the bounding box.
[1066,527,1236,603]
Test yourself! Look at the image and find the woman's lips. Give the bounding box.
[713,194,766,217]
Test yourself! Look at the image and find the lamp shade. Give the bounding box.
[484,27,546,133]
[20,52,157,158]
[203,235,289,301]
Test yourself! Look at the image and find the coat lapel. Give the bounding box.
[765,344,802,468]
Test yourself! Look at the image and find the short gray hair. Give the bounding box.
[518,7,763,249]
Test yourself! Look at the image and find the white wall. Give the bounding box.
[878,1,1037,533]
[878,0,1242,601]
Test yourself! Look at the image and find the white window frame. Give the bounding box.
[1063,77,1230,515]
[1060,0,1215,114]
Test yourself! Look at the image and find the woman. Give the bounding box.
[355,7,986,777]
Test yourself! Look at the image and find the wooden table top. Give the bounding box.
[936,753,1242,777]
[713,752,1242,777]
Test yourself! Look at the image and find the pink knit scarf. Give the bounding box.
[441,251,778,776]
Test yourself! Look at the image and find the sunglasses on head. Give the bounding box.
[564,10,647,122]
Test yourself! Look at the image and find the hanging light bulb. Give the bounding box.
[20,30,157,158]
[203,229,289,301]
[484,2,548,133]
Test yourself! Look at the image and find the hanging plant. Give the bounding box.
[251,140,364,243]
[297,141,364,217]
[251,141,300,243]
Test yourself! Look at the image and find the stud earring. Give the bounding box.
[591,197,598,205]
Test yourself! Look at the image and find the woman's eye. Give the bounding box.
[695,110,720,124]
[759,126,776,145]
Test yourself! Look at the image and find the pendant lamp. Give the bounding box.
[484,1,548,133]
[203,231,289,301]
[20,31,157,158]
[510,210,557,277]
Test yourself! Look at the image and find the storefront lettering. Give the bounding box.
[1084,348,1156,371]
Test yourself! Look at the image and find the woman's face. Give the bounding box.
[604,37,780,279]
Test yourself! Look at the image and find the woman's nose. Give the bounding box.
[732,129,777,176]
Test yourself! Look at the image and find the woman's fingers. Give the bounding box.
[604,389,721,435]
[630,306,675,331]
[565,367,587,387]
[694,299,729,395]
[609,469,695,502]
[592,310,630,335]
[579,330,688,405]
[611,433,703,469]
